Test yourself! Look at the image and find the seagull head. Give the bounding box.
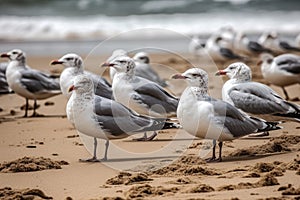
[51,53,83,68]
[102,56,135,74]
[216,62,252,81]
[133,52,150,64]
[69,75,94,94]
[106,49,128,63]
[172,68,208,88]
[257,53,273,66]
[1,49,26,62]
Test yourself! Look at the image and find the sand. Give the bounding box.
[0,52,299,200]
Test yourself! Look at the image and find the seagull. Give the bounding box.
[188,35,206,57]
[215,25,236,50]
[258,53,300,100]
[50,53,113,99]
[68,74,178,162]
[102,56,178,118]
[106,49,128,82]
[102,56,179,140]
[234,32,272,57]
[205,35,244,62]
[258,32,300,55]
[1,49,61,117]
[133,52,168,87]
[0,62,13,94]
[172,68,281,161]
[215,62,300,121]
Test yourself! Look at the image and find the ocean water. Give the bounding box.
[0,0,299,42]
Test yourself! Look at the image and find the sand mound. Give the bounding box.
[188,142,203,149]
[278,184,300,196]
[177,155,207,165]
[243,162,285,178]
[187,184,215,193]
[218,173,279,191]
[106,172,152,185]
[0,157,69,173]
[285,156,300,171]
[229,135,300,157]
[125,184,179,199]
[169,177,193,185]
[150,155,219,176]
[0,187,52,199]
[101,197,125,200]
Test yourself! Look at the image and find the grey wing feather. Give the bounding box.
[20,69,60,93]
[228,83,289,114]
[84,71,113,99]
[206,97,261,138]
[133,79,178,113]
[206,97,245,120]
[94,96,165,136]
[276,54,300,74]
[0,62,10,93]
[219,116,260,138]
[135,63,167,87]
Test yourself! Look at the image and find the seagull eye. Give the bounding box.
[12,51,18,54]
[119,60,126,64]
[66,58,72,61]
[192,73,200,77]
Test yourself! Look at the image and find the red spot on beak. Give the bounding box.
[256,60,263,66]
[0,53,9,58]
[50,60,63,65]
[215,70,227,76]
[171,74,186,79]
[101,62,115,67]
[68,85,75,93]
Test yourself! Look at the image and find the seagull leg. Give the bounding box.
[282,87,290,100]
[79,137,101,162]
[103,140,109,161]
[206,140,217,162]
[217,141,223,162]
[31,99,42,117]
[32,99,37,117]
[23,98,28,117]
[133,132,157,141]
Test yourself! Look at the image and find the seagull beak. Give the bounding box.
[215,70,227,76]
[101,62,115,67]
[68,85,76,92]
[171,74,186,79]
[0,53,9,58]
[50,60,63,65]
[256,60,263,66]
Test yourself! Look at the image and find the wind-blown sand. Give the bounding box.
[0,53,299,200]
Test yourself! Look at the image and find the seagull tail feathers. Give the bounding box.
[258,121,282,133]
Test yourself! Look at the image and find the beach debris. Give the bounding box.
[0,187,52,199]
[125,184,179,199]
[106,172,152,185]
[0,156,68,173]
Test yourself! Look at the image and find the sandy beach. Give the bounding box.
[0,52,299,200]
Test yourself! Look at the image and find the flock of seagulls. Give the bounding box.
[0,27,299,162]
[190,27,300,61]
[190,26,300,100]
[172,68,281,161]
